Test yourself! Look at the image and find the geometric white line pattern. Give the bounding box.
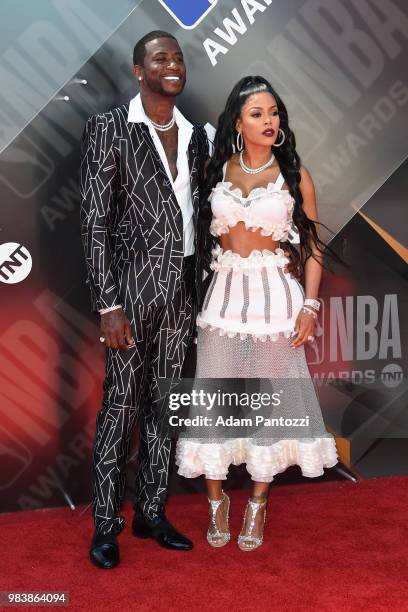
[80,103,209,311]
[92,263,197,534]
[80,103,208,534]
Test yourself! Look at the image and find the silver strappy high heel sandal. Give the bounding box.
[207,491,231,548]
[238,497,267,551]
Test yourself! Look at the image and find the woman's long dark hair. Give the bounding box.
[199,75,344,277]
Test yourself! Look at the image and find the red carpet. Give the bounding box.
[2,477,408,611]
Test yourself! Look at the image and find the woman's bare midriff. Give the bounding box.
[219,222,280,257]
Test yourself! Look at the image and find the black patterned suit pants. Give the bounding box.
[92,259,197,536]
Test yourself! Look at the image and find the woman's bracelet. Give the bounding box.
[304,298,320,311]
[301,306,318,319]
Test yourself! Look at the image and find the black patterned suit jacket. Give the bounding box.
[80,104,209,311]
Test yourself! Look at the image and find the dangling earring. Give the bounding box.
[138,77,143,81]
[273,128,286,147]
[236,131,244,152]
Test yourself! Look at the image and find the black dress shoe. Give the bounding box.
[132,510,193,551]
[90,532,120,569]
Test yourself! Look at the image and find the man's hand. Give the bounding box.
[100,308,134,350]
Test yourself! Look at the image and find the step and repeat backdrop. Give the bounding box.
[0,0,407,512]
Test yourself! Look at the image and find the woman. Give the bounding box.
[176,76,339,551]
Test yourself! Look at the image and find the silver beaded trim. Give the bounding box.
[261,266,271,324]
[220,269,233,319]
[277,267,292,319]
[241,274,249,323]
[203,271,218,311]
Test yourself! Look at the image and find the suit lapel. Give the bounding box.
[188,130,200,217]
[128,120,200,217]
[136,123,171,184]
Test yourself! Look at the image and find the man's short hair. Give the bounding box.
[133,30,178,66]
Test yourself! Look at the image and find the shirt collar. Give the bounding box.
[128,93,193,133]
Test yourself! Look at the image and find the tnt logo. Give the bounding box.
[381,364,403,388]
[157,0,218,29]
[0,242,32,284]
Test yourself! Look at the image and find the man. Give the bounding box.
[80,31,209,569]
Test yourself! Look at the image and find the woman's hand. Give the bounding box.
[290,309,316,348]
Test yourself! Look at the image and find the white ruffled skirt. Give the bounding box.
[175,247,338,482]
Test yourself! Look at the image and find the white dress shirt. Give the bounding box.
[128,93,195,256]
[99,94,195,315]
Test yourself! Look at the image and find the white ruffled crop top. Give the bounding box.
[209,162,299,243]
